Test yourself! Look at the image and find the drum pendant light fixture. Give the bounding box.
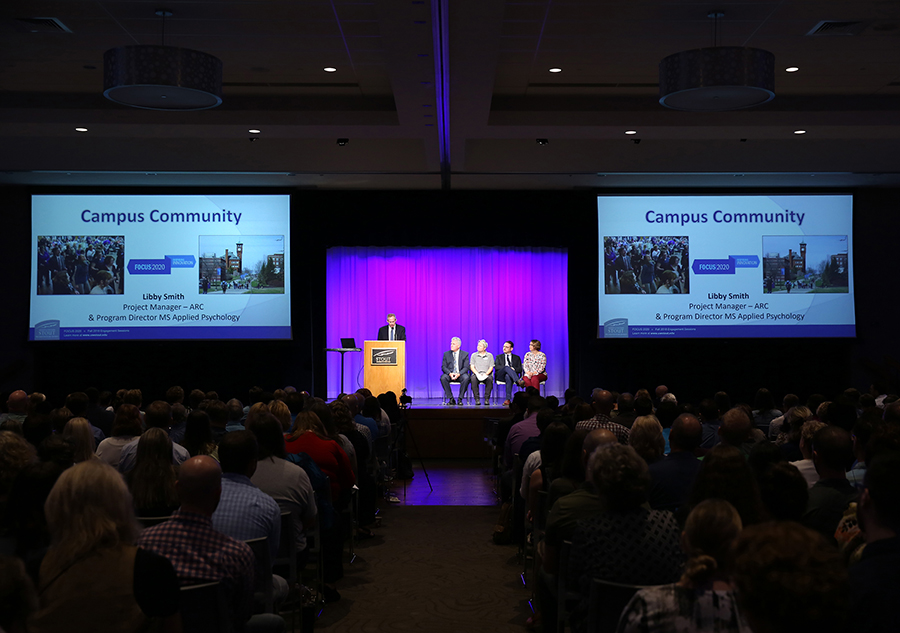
[659,12,774,111]
[103,9,223,111]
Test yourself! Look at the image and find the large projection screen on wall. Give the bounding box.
[31,194,291,341]
[598,194,854,339]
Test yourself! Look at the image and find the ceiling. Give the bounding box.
[2,0,900,189]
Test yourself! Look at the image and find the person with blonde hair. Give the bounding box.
[619,499,751,632]
[268,399,292,432]
[630,415,666,465]
[30,460,180,633]
[62,418,97,463]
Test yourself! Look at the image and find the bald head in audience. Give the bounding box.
[591,390,615,416]
[583,428,617,464]
[7,391,28,414]
[176,456,222,516]
[670,413,702,453]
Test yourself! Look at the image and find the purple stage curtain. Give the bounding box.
[325,247,569,400]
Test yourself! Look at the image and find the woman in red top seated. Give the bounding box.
[284,410,355,601]
[284,411,355,509]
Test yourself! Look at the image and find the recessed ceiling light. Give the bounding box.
[324,67,337,73]
[785,66,799,73]
[248,129,261,134]
[624,130,637,135]
[794,130,807,135]
[74,127,88,133]
[549,67,562,73]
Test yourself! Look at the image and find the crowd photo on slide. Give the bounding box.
[604,236,690,295]
[36,235,125,296]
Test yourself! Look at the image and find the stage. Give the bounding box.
[400,398,509,460]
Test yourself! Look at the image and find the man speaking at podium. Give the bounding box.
[377,313,406,341]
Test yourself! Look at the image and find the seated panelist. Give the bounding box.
[440,337,470,405]
[494,340,523,406]
[469,339,494,406]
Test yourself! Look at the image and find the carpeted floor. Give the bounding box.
[306,505,530,633]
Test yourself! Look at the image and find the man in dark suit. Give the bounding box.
[377,313,406,341]
[494,340,523,406]
[440,336,469,405]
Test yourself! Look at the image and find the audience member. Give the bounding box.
[246,412,317,564]
[95,404,142,468]
[125,428,179,518]
[118,401,186,473]
[62,418,97,463]
[618,499,749,633]
[568,444,683,633]
[849,451,900,632]
[648,413,702,512]
[803,425,858,544]
[732,522,848,633]
[789,419,827,488]
[574,389,630,444]
[31,460,180,633]
[687,445,764,527]
[137,456,283,632]
[628,415,665,465]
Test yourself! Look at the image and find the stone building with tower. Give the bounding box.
[199,242,243,283]
[763,241,807,283]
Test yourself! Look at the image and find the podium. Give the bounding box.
[364,340,406,397]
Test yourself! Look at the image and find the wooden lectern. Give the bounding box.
[363,340,406,397]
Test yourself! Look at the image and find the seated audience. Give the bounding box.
[686,444,764,527]
[648,413,702,513]
[849,451,900,633]
[789,419,827,488]
[246,412,317,565]
[732,522,848,633]
[618,499,750,633]
[568,443,683,633]
[628,414,665,465]
[803,425,858,545]
[137,456,283,632]
[61,418,97,464]
[125,428,180,518]
[95,404,142,469]
[30,460,180,633]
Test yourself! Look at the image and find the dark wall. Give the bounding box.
[2,186,898,408]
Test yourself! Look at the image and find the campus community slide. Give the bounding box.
[31,194,291,341]
[598,195,854,339]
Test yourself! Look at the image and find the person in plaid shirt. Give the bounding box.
[136,455,282,632]
[574,389,631,444]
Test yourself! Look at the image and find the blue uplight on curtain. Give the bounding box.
[325,247,569,400]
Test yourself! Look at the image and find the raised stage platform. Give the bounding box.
[402,397,508,460]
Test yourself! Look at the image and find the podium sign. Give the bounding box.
[370,347,398,365]
[364,340,405,396]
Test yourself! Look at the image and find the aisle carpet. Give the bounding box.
[310,505,529,633]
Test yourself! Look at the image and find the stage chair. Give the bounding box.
[557,540,581,633]
[136,515,172,528]
[244,536,274,614]
[274,511,297,585]
[586,577,651,633]
[446,379,467,405]
[302,477,328,608]
[540,379,547,397]
[343,485,359,564]
[180,581,232,633]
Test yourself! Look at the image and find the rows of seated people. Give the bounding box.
[495,383,899,633]
[0,384,403,632]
